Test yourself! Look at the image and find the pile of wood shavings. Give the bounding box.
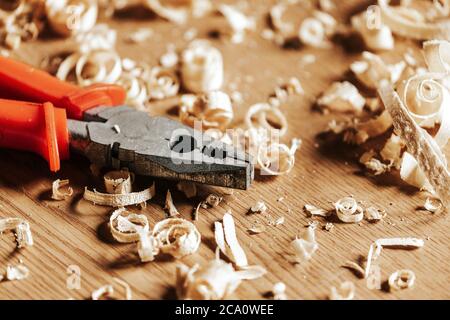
[3,0,449,300]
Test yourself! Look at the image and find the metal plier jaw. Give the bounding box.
[68,106,254,190]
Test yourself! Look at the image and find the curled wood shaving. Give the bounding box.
[153,218,201,259]
[203,194,223,208]
[379,84,450,207]
[56,50,122,86]
[257,138,301,176]
[318,81,365,113]
[388,269,416,291]
[0,0,45,50]
[164,190,180,217]
[351,7,394,51]
[146,66,180,100]
[423,40,450,73]
[378,0,450,41]
[176,181,197,199]
[180,91,233,130]
[290,225,319,264]
[83,183,155,207]
[346,110,393,145]
[329,281,355,300]
[176,257,266,300]
[181,40,223,93]
[298,11,336,48]
[104,170,133,194]
[6,264,29,281]
[214,211,248,267]
[245,103,288,137]
[304,204,330,217]
[45,0,98,37]
[424,197,443,213]
[334,197,364,223]
[51,179,74,200]
[109,208,149,243]
[0,217,33,248]
[380,134,405,168]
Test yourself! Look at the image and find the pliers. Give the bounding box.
[0,56,253,190]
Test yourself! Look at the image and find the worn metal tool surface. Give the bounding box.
[69,106,254,189]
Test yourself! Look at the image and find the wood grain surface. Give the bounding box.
[0,0,449,300]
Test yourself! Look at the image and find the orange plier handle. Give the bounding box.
[0,56,126,171]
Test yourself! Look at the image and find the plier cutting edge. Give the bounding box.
[0,56,253,190]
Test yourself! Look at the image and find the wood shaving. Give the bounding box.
[334,197,364,223]
[146,66,180,100]
[378,0,450,41]
[351,7,394,51]
[329,281,355,300]
[176,181,197,199]
[304,204,330,217]
[214,211,248,267]
[152,218,201,259]
[113,277,132,300]
[359,152,392,176]
[0,0,45,50]
[137,231,159,262]
[104,170,133,194]
[290,225,319,264]
[126,28,153,43]
[365,237,424,278]
[218,4,255,44]
[164,190,180,217]
[176,257,265,300]
[109,208,149,243]
[6,264,29,281]
[342,261,365,278]
[45,0,98,37]
[379,84,450,207]
[322,222,333,231]
[272,282,287,300]
[247,225,266,235]
[51,179,74,200]
[144,0,212,25]
[365,206,385,222]
[181,40,223,93]
[203,194,223,208]
[250,201,267,214]
[257,138,301,176]
[424,197,443,213]
[350,52,405,90]
[298,11,336,48]
[0,217,33,248]
[91,284,114,300]
[245,103,288,137]
[83,183,155,207]
[388,269,416,291]
[317,81,365,113]
[180,91,233,130]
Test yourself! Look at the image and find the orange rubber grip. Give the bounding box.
[0,99,69,171]
[0,56,126,119]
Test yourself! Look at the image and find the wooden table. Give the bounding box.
[0,0,449,300]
